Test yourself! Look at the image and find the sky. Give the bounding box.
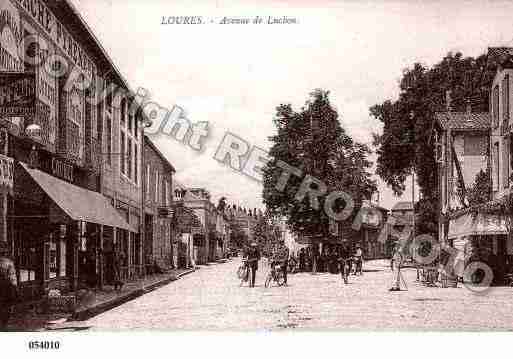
[71,0,513,211]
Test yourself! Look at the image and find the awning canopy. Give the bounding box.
[448,212,507,239]
[19,163,134,231]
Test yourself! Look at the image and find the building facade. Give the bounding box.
[436,47,513,283]
[143,136,175,271]
[0,0,142,300]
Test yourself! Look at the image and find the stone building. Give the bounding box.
[0,0,143,300]
[143,136,175,271]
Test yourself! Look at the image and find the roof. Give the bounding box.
[19,163,134,231]
[435,112,491,131]
[391,201,414,212]
[487,47,513,66]
[172,180,203,201]
[144,136,176,173]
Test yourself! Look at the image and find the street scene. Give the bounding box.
[60,259,513,331]
[3,0,513,337]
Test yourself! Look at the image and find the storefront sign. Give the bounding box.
[51,158,73,183]
[0,154,13,191]
[13,0,95,77]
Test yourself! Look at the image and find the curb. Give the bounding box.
[72,269,196,322]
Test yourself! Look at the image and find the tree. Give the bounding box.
[252,213,283,257]
[217,196,227,212]
[228,219,247,249]
[467,169,491,207]
[263,89,377,240]
[370,52,498,235]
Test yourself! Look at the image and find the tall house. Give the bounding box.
[436,47,513,284]
[143,136,175,270]
[0,0,142,300]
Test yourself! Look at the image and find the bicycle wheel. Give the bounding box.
[276,271,285,286]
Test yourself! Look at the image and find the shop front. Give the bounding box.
[448,212,509,284]
[13,162,134,300]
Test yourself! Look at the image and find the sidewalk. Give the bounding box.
[5,267,196,332]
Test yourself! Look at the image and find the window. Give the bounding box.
[165,180,169,206]
[120,98,126,124]
[146,164,151,199]
[494,142,500,190]
[155,170,159,202]
[127,138,132,179]
[504,138,510,189]
[120,131,125,174]
[128,111,133,133]
[134,144,138,184]
[493,85,500,128]
[106,117,112,165]
[134,113,139,139]
[503,74,510,125]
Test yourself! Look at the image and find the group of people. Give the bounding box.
[297,244,364,277]
[240,241,290,288]
[0,245,18,331]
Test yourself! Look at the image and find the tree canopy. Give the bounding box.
[263,89,376,239]
[370,51,497,234]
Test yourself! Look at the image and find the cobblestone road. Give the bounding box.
[66,259,513,331]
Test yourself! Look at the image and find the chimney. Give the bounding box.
[466,99,472,114]
[446,90,452,112]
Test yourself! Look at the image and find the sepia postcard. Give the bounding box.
[1,0,513,357]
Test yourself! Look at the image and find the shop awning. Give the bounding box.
[19,163,135,231]
[448,212,507,239]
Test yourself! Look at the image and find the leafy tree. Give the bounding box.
[467,169,491,207]
[263,89,376,240]
[228,219,247,249]
[217,196,227,212]
[370,52,498,235]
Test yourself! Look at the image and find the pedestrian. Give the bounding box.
[299,248,306,272]
[112,248,124,291]
[273,243,289,286]
[338,245,350,284]
[389,245,404,291]
[0,244,18,331]
[246,242,260,288]
[354,244,364,275]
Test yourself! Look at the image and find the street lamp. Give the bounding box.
[26,123,42,169]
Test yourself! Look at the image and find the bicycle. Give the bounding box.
[264,262,286,287]
[237,259,249,286]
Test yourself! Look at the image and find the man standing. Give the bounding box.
[275,243,289,286]
[0,245,18,330]
[389,244,404,291]
[338,245,350,284]
[354,244,364,275]
[247,242,260,288]
[299,248,306,272]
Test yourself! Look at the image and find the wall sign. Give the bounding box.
[13,0,95,77]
